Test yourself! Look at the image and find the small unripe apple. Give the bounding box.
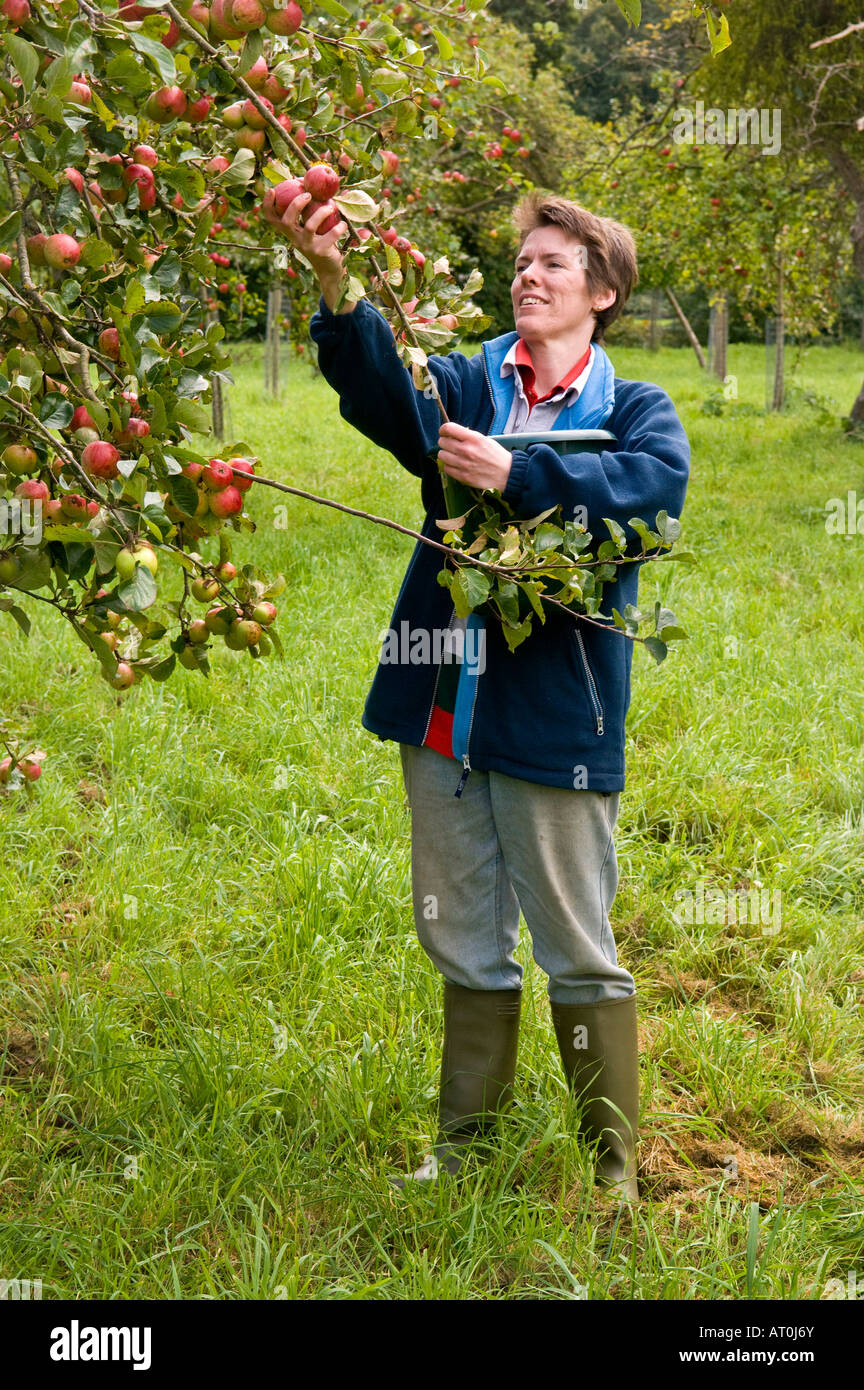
[381,150,399,176]
[188,618,209,644]
[116,544,158,579]
[226,617,261,649]
[99,327,121,360]
[234,127,266,154]
[191,575,220,603]
[216,560,237,581]
[2,443,38,475]
[252,601,277,626]
[108,662,136,690]
[205,605,234,635]
[221,101,246,130]
[25,233,46,266]
[60,493,91,521]
[0,553,20,584]
[244,57,269,90]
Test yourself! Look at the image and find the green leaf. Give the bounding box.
[603,517,627,549]
[143,302,183,334]
[706,9,732,56]
[166,472,199,517]
[642,635,668,664]
[105,53,151,96]
[450,564,491,617]
[317,0,351,18]
[655,511,682,543]
[173,399,210,432]
[0,209,22,244]
[129,30,177,85]
[146,652,176,681]
[614,0,642,24]
[2,602,31,638]
[430,28,453,60]
[79,240,115,269]
[656,549,697,564]
[6,34,39,93]
[39,393,74,429]
[115,564,158,611]
[238,29,264,75]
[8,548,51,592]
[221,149,257,188]
[332,187,379,221]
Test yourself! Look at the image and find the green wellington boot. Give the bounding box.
[550,994,640,1205]
[391,981,522,1188]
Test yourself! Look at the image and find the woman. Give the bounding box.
[267,189,690,1203]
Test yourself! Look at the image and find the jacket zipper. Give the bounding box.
[453,666,480,798]
[575,627,605,736]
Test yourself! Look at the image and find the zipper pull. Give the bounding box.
[454,756,471,799]
[597,714,604,736]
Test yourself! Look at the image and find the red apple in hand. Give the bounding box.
[303,162,340,201]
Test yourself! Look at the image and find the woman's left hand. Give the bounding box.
[437,422,513,492]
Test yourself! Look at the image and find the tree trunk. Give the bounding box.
[648,288,661,351]
[664,287,706,368]
[710,293,728,380]
[265,283,282,398]
[860,301,864,350]
[199,285,225,438]
[825,146,864,419]
[772,257,785,412]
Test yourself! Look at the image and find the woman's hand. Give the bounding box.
[437,422,513,493]
[261,186,348,289]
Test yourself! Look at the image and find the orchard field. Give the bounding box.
[1,339,863,1300]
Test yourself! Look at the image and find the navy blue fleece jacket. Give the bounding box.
[309,293,690,792]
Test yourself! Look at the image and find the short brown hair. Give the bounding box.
[511,193,638,342]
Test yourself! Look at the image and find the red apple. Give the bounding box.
[98,327,121,360]
[14,478,49,502]
[208,485,243,518]
[82,440,121,479]
[242,96,273,130]
[272,177,305,215]
[265,1,302,35]
[145,86,188,123]
[303,199,340,234]
[202,458,233,490]
[303,162,340,200]
[227,457,254,491]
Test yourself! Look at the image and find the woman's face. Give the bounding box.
[511,224,616,342]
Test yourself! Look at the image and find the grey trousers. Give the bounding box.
[399,744,635,1005]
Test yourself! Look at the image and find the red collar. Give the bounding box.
[514,339,592,409]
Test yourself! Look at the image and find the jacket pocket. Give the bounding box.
[574,628,605,736]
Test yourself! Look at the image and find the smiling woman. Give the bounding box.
[306,190,689,1204]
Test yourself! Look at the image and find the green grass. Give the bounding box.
[1,337,863,1300]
